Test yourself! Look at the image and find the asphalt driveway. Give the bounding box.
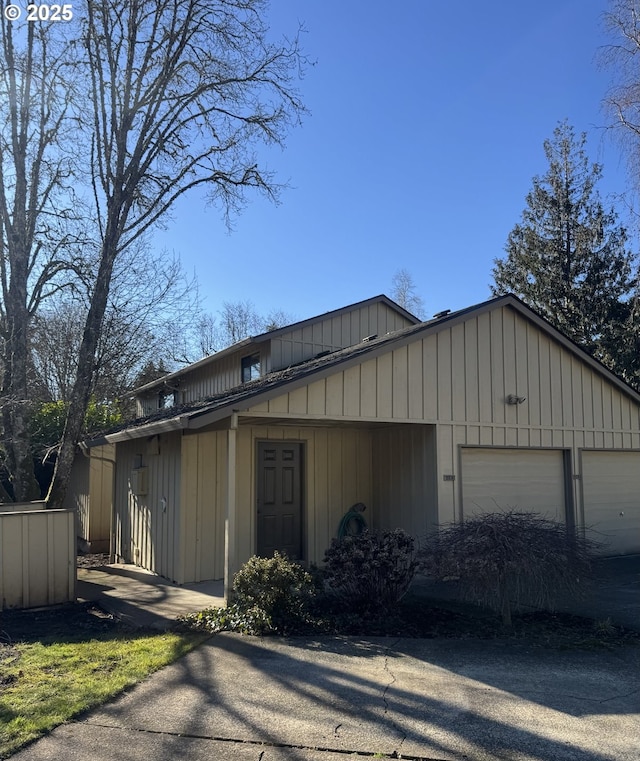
[10,555,640,760]
[10,632,640,761]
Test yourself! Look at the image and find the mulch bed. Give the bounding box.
[0,602,121,647]
[76,553,111,569]
[0,554,117,647]
[311,596,640,648]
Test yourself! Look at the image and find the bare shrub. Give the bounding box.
[322,529,416,611]
[418,512,598,626]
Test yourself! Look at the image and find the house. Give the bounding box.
[77,293,640,595]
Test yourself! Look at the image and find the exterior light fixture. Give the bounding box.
[506,394,526,405]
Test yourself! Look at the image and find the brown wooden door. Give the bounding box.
[256,442,302,559]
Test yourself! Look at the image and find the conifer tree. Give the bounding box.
[492,121,636,379]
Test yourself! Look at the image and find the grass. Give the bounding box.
[0,603,208,759]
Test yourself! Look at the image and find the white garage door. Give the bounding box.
[582,451,640,556]
[461,448,566,522]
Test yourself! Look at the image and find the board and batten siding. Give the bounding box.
[113,433,182,582]
[246,304,640,528]
[0,509,75,609]
[179,425,383,580]
[179,422,436,582]
[372,425,437,541]
[269,301,414,371]
[136,346,271,416]
[179,430,228,582]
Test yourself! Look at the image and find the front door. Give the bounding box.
[256,442,303,559]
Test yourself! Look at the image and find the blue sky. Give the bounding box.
[152,0,630,323]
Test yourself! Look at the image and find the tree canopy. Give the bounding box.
[492,121,638,383]
[601,0,640,198]
[0,0,306,503]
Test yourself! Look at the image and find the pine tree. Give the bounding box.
[492,121,636,378]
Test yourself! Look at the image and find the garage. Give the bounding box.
[461,447,567,522]
[581,451,640,556]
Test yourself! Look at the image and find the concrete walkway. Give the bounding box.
[11,632,640,761]
[77,564,225,629]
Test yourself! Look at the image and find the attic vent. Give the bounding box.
[433,309,451,319]
[361,334,377,343]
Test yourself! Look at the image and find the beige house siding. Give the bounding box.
[67,445,114,553]
[87,445,115,552]
[243,304,640,535]
[176,422,437,581]
[176,345,271,408]
[136,299,414,417]
[269,301,414,370]
[372,425,437,541]
[136,349,254,415]
[179,430,228,583]
[113,433,182,581]
[248,307,640,432]
[0,509,75,609]
[179,425,375,580]
[96,298,640,589]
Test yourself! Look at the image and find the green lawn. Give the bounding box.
[0,604,207,759]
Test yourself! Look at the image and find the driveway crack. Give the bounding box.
[382,637,407,757]
[77,720,450,759]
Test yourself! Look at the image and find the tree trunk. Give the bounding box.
[46,229,119,508]
[1,234,40,502]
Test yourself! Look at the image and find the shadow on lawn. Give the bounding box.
[0,601,145,646]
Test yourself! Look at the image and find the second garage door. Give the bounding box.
[461,447,566,522]
[581,451,640,556]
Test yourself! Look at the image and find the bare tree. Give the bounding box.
[177,301,295,362]
[390,269,426,318]
[47,0,306,506]
[0,19,81,500]
[31,247,198,404]
[601,0,640,198]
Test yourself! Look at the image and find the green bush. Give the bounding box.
[180,552,316,635]
[322,529,416,611]
[418,511,598,626]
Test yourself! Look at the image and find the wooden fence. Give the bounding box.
[0,508,76,610]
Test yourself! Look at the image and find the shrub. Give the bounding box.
[418,511,598,626]
[322,529,416,611]
[231,552,316,633]
[181,552,316,635]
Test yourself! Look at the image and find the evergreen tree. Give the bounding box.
[492,121,636,380]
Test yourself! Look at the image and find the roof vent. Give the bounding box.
[361,334,378,343]
[433,309,451,319]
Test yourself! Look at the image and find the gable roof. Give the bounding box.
[92,293,640,445]
[133,294,420,395]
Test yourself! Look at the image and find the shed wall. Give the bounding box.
[0,509,75,609]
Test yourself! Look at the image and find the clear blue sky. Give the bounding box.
[151,0,630,322]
